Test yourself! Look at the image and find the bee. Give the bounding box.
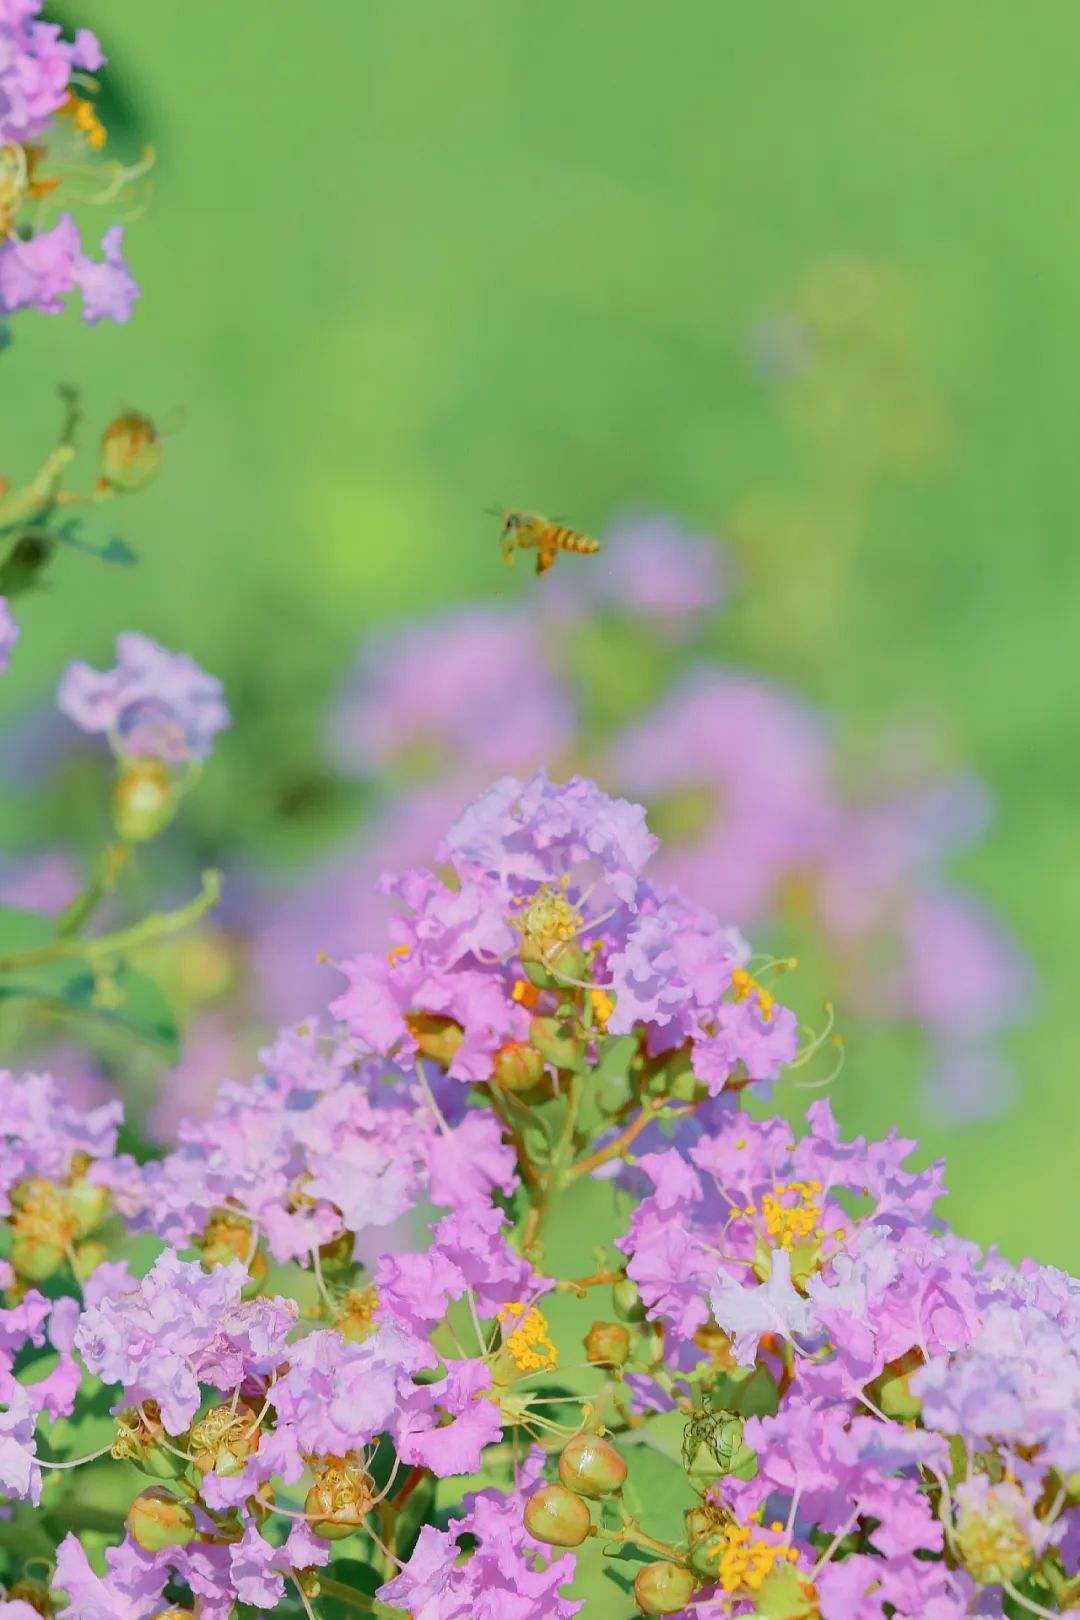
[493,509,601,576]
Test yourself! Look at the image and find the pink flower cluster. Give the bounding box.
[251,519,1030,1128]
[0,2,141,324]
[0,778,1073,1618]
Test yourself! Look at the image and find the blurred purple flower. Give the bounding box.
[57,632,229,763]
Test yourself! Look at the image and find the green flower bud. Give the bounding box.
[633,1561,698,1615]
[520,937,588,988]
[557,1434,627,1498]
[611,1276,647,1323]
[493,1040,546,1093]
[112,1401,189,1480]
[65,1176,112,1238]
[405,1013,464,1067]
[126,1489,197,1552]
[101,412,163,493]
[112,760,178,844]
[522,1484,592,1547]
[583,1320,632,1368]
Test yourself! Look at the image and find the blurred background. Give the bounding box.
[2,1,1078,1264]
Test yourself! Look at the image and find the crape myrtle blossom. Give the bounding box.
[332,771,798,1089]
[0,214,139,324]
[122,1022,516,1263]
[1,776,1074,1617]
[57,632,229,764]
[329,604,576,781]
[0,3,102,146]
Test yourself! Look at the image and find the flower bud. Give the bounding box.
[126,1488,197,1552]
[305,1454,375,1540]
[7,1577,56,1617]
[101,412,163,493]
[9,1180,75,1282]
[493,1040,546,1093]
[557,1434,627,1499]
[520,936,588,989]
[611,1276,647,1323]
[584,1320,632,1368]
[64,1176,112,1238]
[112,1401,189,1480]
[528,1014,581,1069]
[112,760,177,843]
[522,1484,591,1547]
[633,1561,698,1615]
[405,1013,464,1067]
[196,1211,267,1289]
[317,1228,356,1274]
[71,1239,108,1281]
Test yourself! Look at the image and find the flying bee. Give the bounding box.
[492,509,601,576]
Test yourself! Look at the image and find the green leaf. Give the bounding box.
[0,907,180,1057]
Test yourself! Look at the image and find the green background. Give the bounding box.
[3,2,1078,1263]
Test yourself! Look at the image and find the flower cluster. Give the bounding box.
[0,1,143,324]
[248,517,1030,1128]
[0,777,1074,1619]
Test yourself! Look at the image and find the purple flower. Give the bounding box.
[330,605,575,779]
[0,1067,121,1212]
[610,670,832,921]
[0,596,18,672]
[378,1447,583,1619]
[0,213,80,315]
[0,7,104,145]
[52,1536,166,1620]
[74,1251,296,1432]
[76,224,140,325]
[57,633,229,763]
[709,1246,815,1364]
[572,513,727,635]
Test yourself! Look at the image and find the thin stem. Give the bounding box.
[37,1440,115,1469]
[1003,1581,1064,1620]
[0,868,222,974]
[290,1568,318,1620]
[315,1575,377,1612]
[571,1099,690,1177]
[55,842,131,938]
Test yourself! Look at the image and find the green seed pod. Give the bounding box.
[583,1320,632,1368]
[493,1040,546,1092]
[558,1434,628,1499]
[611,1276,647,1323]
[101,412,163,493]
[633,1561,698,1615]
[126,1489,197,1552]
[522,1484,591,1547]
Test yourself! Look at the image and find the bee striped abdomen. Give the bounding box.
[544,524,600,555]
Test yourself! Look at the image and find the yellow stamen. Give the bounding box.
[731,965,775,1021]
[497,1301,559,1373]
[744,1180,824,1251]
[589,987,615,1028]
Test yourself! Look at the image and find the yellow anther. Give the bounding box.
[730,965,775,1021]
[387,943,411,965]
[746,1180,825,1251]
[589,987,615,1028]
[511,977,541,1008]
[497,1301,559,1374]
[706,1518,793,1595]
